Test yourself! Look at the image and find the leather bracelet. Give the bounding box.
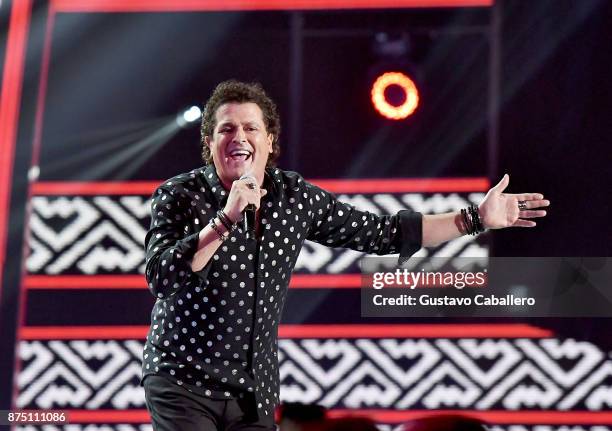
[461,208,472,235]
[209,218,227,241]
[217,210,237,232]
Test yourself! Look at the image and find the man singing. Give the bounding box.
[142,81,549,430]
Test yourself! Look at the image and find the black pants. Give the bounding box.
[144,375,276,431]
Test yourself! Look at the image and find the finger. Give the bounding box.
[247,193,260,207]
[519,210,547,218]
[493,174,510,193]
[244,195,258,210]
[513,199,550,210]
[244,181,257,191]
[530,199,550,208]
[260,189,268,197]
[519,199,550,209]
[508,193,545,201]
[512,219,536,228]
[248,192,263,209]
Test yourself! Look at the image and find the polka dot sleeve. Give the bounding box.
[305,182,422,258]
[144,187,200,299]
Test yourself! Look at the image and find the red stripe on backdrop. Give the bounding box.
[19,324,553,340]
[63,409,612,424]
[67,410,150,423]
[311,178,490,193]
[0,0,33,298]
[31,181,161,196]
[51,0,492,13]
[20,326,149,340]
[289,274,362,287]
[25,275,147,289]
[30,178,489,195]
[328,410,612,425]
[23,274,362,289]
[278,324,553,338]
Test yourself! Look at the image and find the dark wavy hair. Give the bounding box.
[200,80,281,167]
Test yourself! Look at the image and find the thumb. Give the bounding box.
[260,188,268,197]
[493,174,509,193]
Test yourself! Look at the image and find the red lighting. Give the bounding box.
[371,72,419,120]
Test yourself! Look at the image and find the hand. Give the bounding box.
[224,176,267,224]
[478,174,550,229]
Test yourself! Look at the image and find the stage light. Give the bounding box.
[176,105,202,128]
[28,166,40,181]
[183,106,202,123]
[371,71,419,120]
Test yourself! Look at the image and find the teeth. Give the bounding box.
[228,150,251,162]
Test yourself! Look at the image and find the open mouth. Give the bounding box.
[228,149,252,162]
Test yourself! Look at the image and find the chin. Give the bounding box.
[222,166,249,184]
[217,158,265,184]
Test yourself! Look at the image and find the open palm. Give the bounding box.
[478,174,550,229]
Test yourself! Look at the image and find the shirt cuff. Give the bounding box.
[397,210,423,265]
[177,231,213,282]
[174,231,200,259]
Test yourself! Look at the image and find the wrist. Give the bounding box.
[477,203,487,229]
[224,207,241,225]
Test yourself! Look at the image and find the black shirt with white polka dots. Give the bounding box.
[142,165,422,420]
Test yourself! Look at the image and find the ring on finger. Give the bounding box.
[518,200,528,211]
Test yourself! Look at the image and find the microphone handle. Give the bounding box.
[243,204,256,240]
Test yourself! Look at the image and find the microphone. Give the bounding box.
[239,173,257,240]
[243,204,256,240]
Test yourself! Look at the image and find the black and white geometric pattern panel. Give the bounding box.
[26,193,488,275]
[17,338,612,411]
[28,196,148,275]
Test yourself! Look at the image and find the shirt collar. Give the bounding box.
[202,164,227,206]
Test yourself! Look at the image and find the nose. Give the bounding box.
[233,126,247,143]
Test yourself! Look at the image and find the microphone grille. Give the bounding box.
[239,172,255,181]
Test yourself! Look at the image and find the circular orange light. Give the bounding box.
[371,72,419,120]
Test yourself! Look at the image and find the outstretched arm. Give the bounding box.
[422,174,550,247]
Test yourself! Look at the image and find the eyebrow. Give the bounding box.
[217,120,260,129]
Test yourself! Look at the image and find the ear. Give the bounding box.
[267,134,274,153]
[204,135,211,148]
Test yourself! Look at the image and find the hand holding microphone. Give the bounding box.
[224,173,267,240]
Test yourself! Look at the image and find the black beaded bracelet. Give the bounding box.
[462,205,485,236]
[468,205,485,234]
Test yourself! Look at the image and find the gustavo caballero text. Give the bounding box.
[372,293,536,307]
